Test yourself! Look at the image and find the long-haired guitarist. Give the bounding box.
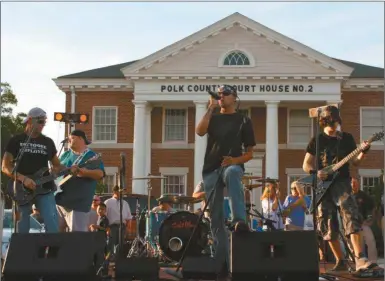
[55,130,105,232]
[1,107,62,233]
[302,105,377,272]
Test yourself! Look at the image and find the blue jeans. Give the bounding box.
[203,165,246,272]
[18,192,59,233]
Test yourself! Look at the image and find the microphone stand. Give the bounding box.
[118,153,126,256]
[11,125,38,233]
[311,108,336,281]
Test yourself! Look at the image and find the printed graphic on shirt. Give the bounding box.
[20,142,48,155]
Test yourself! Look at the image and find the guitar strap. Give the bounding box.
[71,148,91,166]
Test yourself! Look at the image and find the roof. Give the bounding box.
[56,60,138,79]
[56,58,384,79]
[333,58,384,79]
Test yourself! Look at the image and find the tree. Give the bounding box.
[95,180,107,195]
[1,82,26,207]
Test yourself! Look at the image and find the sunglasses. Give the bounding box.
[218,85,236,96]
[37,120,46,125]
[291,187,297,190]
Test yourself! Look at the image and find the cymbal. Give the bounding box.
[254,178,280,183]
[244,184,263,189]
[242,176,264,180]
[131,175,166,180]
[157,194,203,204]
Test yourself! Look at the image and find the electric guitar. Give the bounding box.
[7,154,101,206]
[298,131,384,213]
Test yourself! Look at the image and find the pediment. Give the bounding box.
[121,12,353,78]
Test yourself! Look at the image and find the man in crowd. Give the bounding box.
[56,130,105,232]
[2,107,61,233]
[104,185,132,254]
[351,177,377,263]
[88,195,101,230]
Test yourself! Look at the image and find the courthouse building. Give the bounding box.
[53,13,384,210]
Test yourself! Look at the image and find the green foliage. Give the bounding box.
[95,180,107,195]
[1,82,26,204]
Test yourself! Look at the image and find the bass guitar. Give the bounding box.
[7,154,101,206]
[298,131,384,213]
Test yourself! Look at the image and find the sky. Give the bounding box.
[1,2,384,147]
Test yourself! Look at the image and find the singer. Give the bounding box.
[1,107,62,233]
[55,130,105,232]
[196,84,256,278]
[302,105,378,272]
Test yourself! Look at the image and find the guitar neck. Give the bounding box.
[34,168,70,186]
[331,147,362,172]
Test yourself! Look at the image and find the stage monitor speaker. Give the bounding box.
[182,256,217,280]
[3,231,106,281]
[115,257,159,281]
[230,230,319,281]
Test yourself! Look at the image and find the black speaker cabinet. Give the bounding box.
[115,257,159,281]
[3,232,106,281]
[230,231,319,281]
[182,256,217,280]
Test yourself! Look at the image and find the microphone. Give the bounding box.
[308,103,339,117]
[120,153,126,189]
[208,90,221,100]
[60,138,68,144]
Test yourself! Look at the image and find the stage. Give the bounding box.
[104,261,384,281]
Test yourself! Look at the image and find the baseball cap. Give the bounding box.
[70,129,92,145]
[218,85,237,97]
[22,107,47,124]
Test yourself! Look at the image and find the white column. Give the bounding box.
[145,106,152,177]
[132,100,147,194]
[194,101,207,209]
[265,101,280,179]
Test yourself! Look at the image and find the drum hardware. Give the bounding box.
[128,174,165,258]
[168,237,183,252]
[248,207,277,231]
[242,177,263,230]
[127,198,147,258]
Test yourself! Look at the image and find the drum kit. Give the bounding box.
[124,174,279,264]
[126,175,211,264]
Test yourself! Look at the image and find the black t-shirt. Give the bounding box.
[306,132,357,179]
[97,215,109,232]
[202,112,256,174]
[354,190,374,220]
[5,133,57,189]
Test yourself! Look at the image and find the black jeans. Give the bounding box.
[108,224,126,254]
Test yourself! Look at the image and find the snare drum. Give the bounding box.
[146,211,170,240]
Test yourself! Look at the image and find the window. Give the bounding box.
[287,174,312,196]
[360,107,384,144]
[93,107,117,142]
[104,174,116,193]
[163,109,187,142]
[288,109,312,144]
[362,176,381,192]
[223,51,250,66]
[162,175,187,210]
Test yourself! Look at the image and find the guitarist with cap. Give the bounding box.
[1,107,63,233]
[55,130,105,232]
[302,105,382,273]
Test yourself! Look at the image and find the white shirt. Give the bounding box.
[104,197,132,225]
[261,198,284,230]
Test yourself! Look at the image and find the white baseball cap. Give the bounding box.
[22,107,47,124]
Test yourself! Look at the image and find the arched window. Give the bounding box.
[223,51,250,66]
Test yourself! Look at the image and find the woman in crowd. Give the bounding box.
[260,181,284,230]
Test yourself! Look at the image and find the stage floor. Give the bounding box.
[154,262,384,281]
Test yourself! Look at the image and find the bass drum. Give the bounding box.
[158,211,209,262]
